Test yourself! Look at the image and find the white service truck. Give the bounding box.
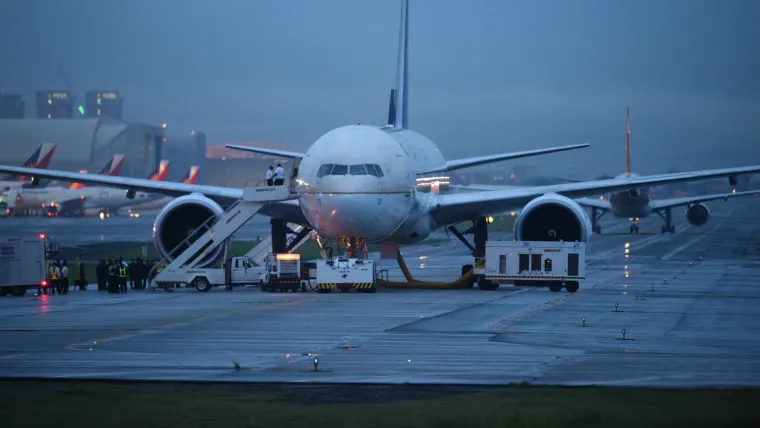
[315,257,376,293]
[474,240,586,293]
[154,255,266,292]
[0,236,57,297]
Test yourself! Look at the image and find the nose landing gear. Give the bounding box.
[629,218,640,234]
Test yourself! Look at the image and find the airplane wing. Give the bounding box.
[429,165,760,226]
[0,165,310,225]
[648,189,760,211]
[575,197,613,211]
[225,144,304,159]
[418,143,589,175]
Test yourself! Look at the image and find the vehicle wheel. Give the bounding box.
[565,281,579,293]
[10,286,26,297]
[629,226,634,234]
[0,288,8,297]
[549,283,562,292]
[195,277,211,292]
[364,287,377,293]
[661,225,667,234]
[593,226,601,234]
[669,226,676,233]
[478,276,499,291]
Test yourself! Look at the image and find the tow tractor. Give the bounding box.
[474,240,586,293]
[315,257,377,293]
[261,253,302,292]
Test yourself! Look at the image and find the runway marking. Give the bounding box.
[63,299,306,350]
[661,224,720,261]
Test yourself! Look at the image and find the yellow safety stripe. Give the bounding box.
[316,283,336,289]
[352,283,374,289]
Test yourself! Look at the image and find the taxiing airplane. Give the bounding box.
[0,0,759,292]
[0,143,57,191]
[575,107,759,234]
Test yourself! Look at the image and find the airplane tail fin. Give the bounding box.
[625,106,632,176]
[28,142,57,169]
[181,166,200,184]
[387,89,397,126]
[103,154,125,176]
[392,0,409,129]
[147,160,170,181]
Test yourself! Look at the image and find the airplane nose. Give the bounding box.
[304,194,410,242]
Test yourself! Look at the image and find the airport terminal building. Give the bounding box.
[0,118,163,179]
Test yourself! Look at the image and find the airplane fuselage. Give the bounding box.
[609,189,651,218]
[295,124,445,244]
[9,186,158,213]
[606,172,652,218]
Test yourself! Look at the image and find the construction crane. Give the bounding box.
[56,63,84,115]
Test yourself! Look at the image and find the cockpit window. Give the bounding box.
[350,164,367,175]
[317,163,383,177]
[331,164,348,175]
[317,164,333,178]
[366,164,383,177]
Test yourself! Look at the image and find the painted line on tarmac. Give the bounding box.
[661,224,719,261]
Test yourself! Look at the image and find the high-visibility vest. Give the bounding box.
[50,266,58,280]
[118,267,127,278]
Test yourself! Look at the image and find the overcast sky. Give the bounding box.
[1,0,758,177]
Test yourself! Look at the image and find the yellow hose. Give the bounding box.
[376,249,476,289]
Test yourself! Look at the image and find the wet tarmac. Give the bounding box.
[1,198,759,387]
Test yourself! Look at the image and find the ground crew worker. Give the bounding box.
[49,262,60,295]
[118,263,128,294]
[61,260,69,294]
[224,258,232,291]
[96,260,106,291]
[274,164,285,186]
[108,260,117,293]
[142,260,150,289]
[266,166,274,186]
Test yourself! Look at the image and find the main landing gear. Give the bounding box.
[655,208,676,234]
[447,216,498,291]
[591,207,606,234]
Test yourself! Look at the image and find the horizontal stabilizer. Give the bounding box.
[225,144,304,159]
[418,143,590,175]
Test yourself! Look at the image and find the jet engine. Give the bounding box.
[153,193,224,268]
[685,203,709,227]
[514,193,592,243]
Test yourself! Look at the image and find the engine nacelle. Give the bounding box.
[514,192,592,243]
[685,203,710,227]
[153,193,224,268]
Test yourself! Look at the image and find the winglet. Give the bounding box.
[625,106,631,176]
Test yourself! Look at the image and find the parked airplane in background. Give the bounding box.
[0,0,759,293]
[126,166,200,213]
[9,159,169,217]
[0,143,57,191]
[65,154,125,190]
[575,107,759,234]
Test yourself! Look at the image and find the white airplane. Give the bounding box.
[11,160,169,217]
[0,143,57,191]
[0,0,759,292]
[575,107,759,234]
[126,165,201,213]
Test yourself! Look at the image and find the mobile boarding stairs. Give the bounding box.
[151,180,296,287]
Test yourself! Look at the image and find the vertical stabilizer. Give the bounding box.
[387,89,397,126]
[147,160,170,181]
[625,107,632,176]
[181,166,200,184]
[393,0,410,129]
